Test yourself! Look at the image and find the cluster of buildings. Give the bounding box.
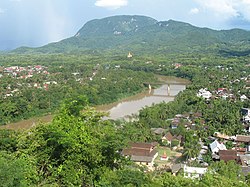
[1,65,49,79]
[122,108,250,178]
[169,112,204,130]
[121,140,209,178]
[208,133,250,176]
[197,87,249,101]
[0,65,57,98]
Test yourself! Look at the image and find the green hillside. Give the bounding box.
[13,15,250,56]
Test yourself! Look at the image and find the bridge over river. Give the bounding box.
[97,76,189,120]
[143,81,188,97]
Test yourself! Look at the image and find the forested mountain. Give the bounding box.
[13,15,250,56]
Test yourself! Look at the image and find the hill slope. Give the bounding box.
[13,15,250,56]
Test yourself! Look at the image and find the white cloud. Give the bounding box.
[189,8,199,15]
[95,0,128,9]
[241,0,250,5]
[196,0,238,18]
[195,0,250,20]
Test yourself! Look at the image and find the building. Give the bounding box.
[241,108,250,123]
[197,88,212,99]
[127,52,133,58]
[183,165,207,179]
[210,140,227,154]
[214,132,232,140]
[162,132,173,145]
[240,95,248,102]
[239,155,250,167]
[162,132,183,147]
[236,135,250,152]
[122,142,158,169]
[151,128,166,135]
[171,164,185,176]
[219,150,239,163]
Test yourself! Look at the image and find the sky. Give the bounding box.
[1,0,250,50]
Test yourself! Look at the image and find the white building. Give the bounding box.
[197,88,212,99]
[183,165,207,179]
[210,140,227,154]
[240,95,248,102]
[242,108,250,123]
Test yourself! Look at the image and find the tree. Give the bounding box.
[0,129,18,153]
[183,131,201,160]
[0,151,38,187]
[209,160,245,182]
[17,99,125,186]
[97,169,157,187]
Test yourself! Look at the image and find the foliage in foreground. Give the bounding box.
[0,98,249,186]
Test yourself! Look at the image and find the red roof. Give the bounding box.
[128,142,157,150]
[163,132,173,141]
[122,148,157,157]
[219,150,239,162]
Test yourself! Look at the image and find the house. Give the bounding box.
[219,150,239,163]
[171,118,181,129]
[210,140,227,154]
[241,108,250,123]
[214,132,233,140]
[241,108,250,116]
[122,142,158,169]
[183,165,207,179]
[239,155,250,167]
[171,163,185,175]
[217,88,227,94]
[235,135,250,152]
[173,63,182,69]
[198,142,208,157]
[151,128,166,135]
[233,147,247,155]
[240,95,248,102]
[162,132,183,147]
[197,88,212,99]
[162,132,173,144]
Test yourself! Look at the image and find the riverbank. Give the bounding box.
[0,114,53,131]
[1,75,189,130]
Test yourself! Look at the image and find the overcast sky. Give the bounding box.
[1,0,250,50]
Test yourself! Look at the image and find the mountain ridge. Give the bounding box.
[12,15,250,56]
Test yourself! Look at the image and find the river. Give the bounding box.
[96,76,189,120]
[1,76,189,130]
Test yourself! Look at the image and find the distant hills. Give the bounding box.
[13,15,250,56]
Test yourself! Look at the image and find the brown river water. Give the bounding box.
[1,76,189,130]
[96,76,189,120]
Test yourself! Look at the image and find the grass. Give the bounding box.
[155,146,182,166]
